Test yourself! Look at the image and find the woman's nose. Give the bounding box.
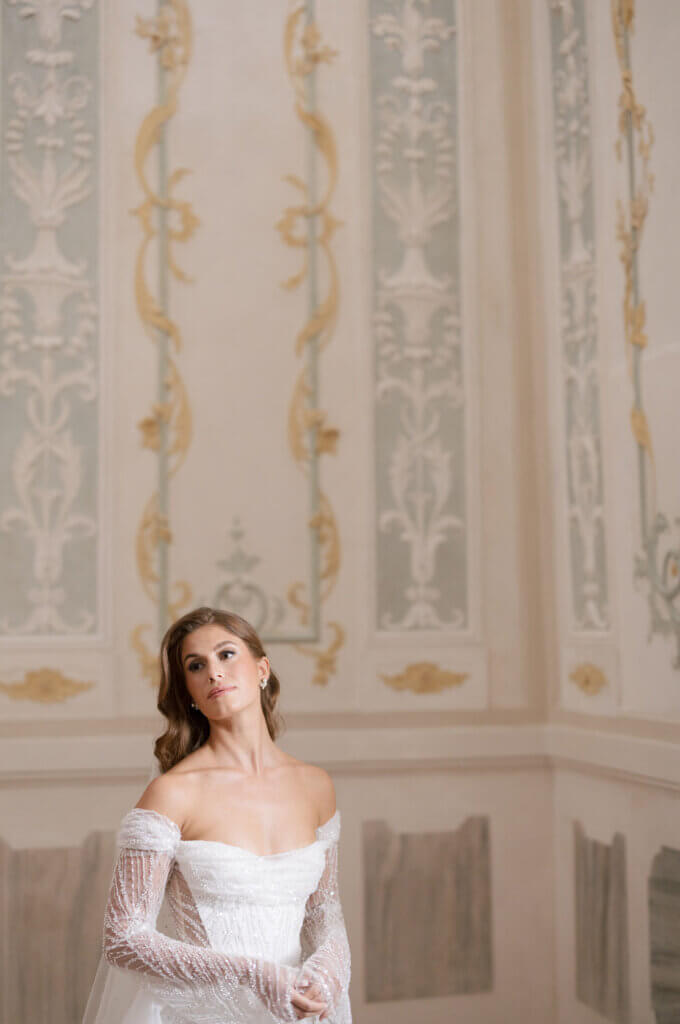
[208,660,223,681]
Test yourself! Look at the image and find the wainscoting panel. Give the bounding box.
[0,830,115,1024]
[573,820,630,1022]
[649,846,680,1024]
[363,814,492,1001]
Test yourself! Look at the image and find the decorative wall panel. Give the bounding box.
[369,0,467,633]
[649,845,680,1024]
[0,0,100,636]
[611,0,680,674]
[130,0,196,680]
[547,0,609,634]
[573,820,630,1022]
[129,1,344,689]
[541,0,680,710]
[363,815,492,1001]
[0,830,116,1024]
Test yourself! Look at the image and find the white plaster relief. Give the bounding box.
[548,0,609,632]
[0,0,98,634]
[371,0,466,631]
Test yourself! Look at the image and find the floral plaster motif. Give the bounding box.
[370,0,466,631]
[548,0,609,631]
[7,0,94,47]
[0,0,99,633]
[213,519,285,635]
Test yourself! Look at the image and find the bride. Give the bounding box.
[82,606,352,1024]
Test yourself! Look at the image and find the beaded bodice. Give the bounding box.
[170,820,334,965]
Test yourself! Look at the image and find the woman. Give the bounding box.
[83,606,352,1024]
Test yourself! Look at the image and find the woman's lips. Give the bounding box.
[208,686,236,699]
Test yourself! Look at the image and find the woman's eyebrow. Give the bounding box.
[182,641,236,663]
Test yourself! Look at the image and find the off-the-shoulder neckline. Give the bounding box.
[126,805,340,859]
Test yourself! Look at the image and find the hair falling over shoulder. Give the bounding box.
[153,606,285,773]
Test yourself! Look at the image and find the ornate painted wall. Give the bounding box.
[1,1,680,1022]
[0,2,548,1022]
[535,3,680,1022]
[537,0,680,715]
[0,0,534,718]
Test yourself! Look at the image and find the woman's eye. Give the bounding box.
[188,662,202,673]
[219,649,235,659]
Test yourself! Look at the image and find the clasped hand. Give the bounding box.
[253,958,331,1021]
[290,972,329,1021]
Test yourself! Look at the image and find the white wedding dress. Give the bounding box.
[82,806,352,1024]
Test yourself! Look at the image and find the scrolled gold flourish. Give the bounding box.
[287,581,310,627]
[630,406,654,463]
[131,624,161,685]
[295,622,345,687]
[569,662,608,696]
[313,492,341,599]
[611,0,656,499]
[381,662,468,695]
[279,6,343,686]
[288,370,340,466]
[138,402,172,452]
[131,0,196,680]
[136,3,189,71]
[0,669,94,703]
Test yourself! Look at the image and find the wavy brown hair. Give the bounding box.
[153,606,285,773]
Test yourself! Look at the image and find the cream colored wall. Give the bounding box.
[1,0,679,1022]
[0,1,553,1019]
[0,756,556,1023]
[532,0,680,734]
[530,1,680,1021]
[552,766,680,1024]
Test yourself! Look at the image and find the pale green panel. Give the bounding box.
[0,0,100,635]
[370,0,467,632]
[547,0,609,633]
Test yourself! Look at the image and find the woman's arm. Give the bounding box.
[297,837,351,1018]
[296,776,351,1021]
[102,807,301,1023]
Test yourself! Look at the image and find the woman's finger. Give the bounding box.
[295,981,323,1002]
[292,997,328,1020]
[290,990,327,1012]
[294,978,326,1005]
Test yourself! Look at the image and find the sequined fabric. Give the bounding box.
[96,806,352,1024]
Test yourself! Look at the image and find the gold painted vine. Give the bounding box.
[276,5,344,685]
[131,0,197,682]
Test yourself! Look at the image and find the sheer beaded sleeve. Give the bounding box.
[297,811,352,1023]
[102,808,300,1023]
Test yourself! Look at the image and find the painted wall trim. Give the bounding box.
[2,724,680,790]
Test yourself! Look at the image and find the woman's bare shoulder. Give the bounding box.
[291,758,337,826]
[135,770,194,830]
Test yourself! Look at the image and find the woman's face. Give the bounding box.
[181,623,269,717]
